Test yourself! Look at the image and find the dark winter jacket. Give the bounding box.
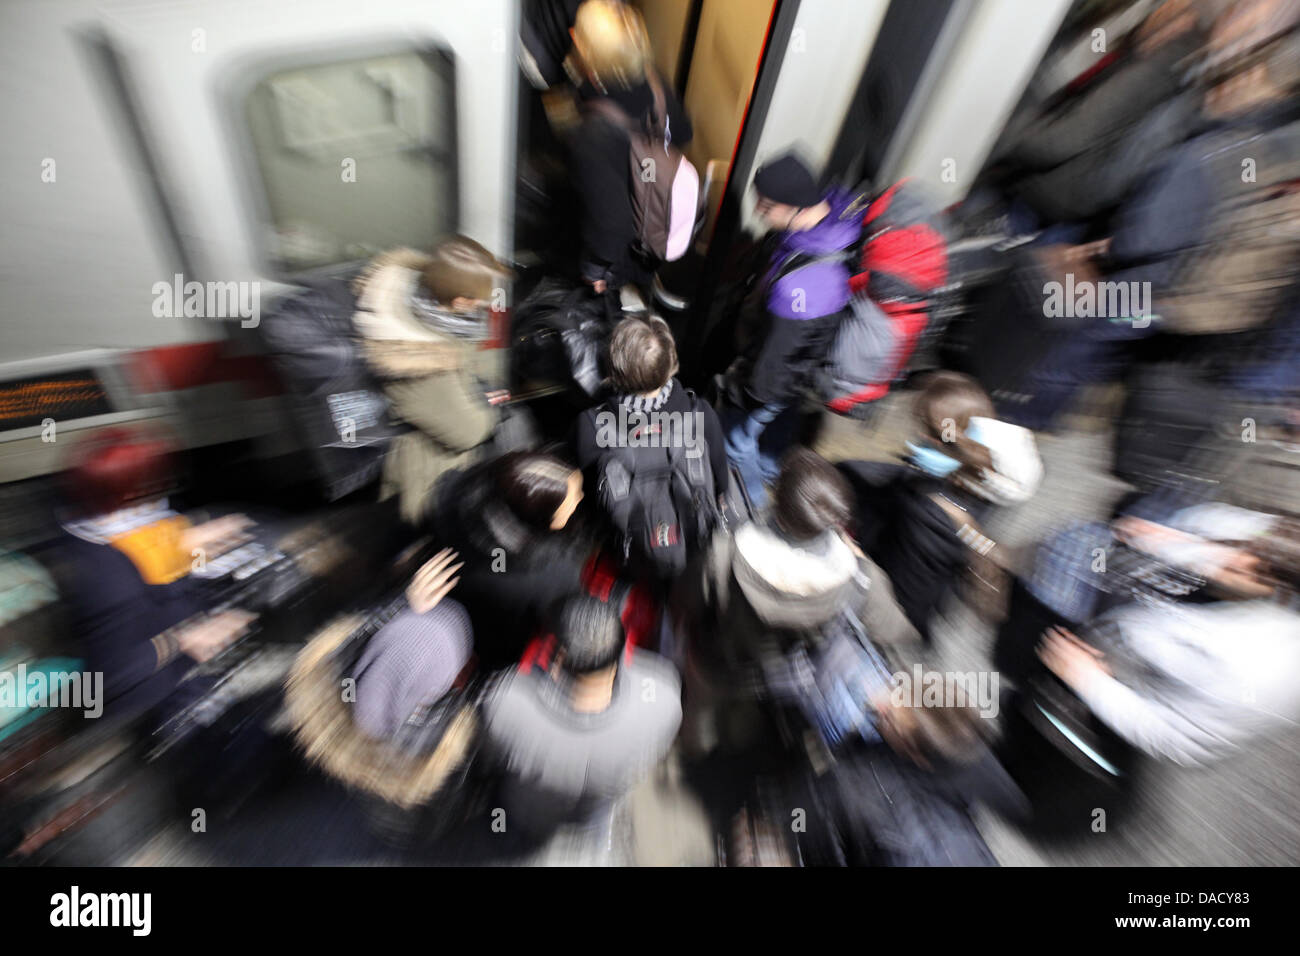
[838,461,989,644]
[787,742,1024,866]
[1106,103,1300,333]
[52,534,201,724]
[433,464,588,668]
[569,77,693,289]
[1008,31,1202,223]
[745,188,862,406]
[258,272,406,503]
[573,376,728,493]
[1016,90,1199,224]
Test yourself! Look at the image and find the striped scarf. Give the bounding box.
[408,291,490,343]
[617,378,674,412]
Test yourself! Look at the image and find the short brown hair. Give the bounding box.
[420,235,510,306]
[608,315,678,394]
[1245,516,1300,594]
[881,698,985,769]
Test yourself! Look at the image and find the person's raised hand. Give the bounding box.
[1038,625,1109,688]
[176,608,257,663]
[406,548,463,614]
[183,514,254,560]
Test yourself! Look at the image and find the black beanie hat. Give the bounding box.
[753,153,821,208]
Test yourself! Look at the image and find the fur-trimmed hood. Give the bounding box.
[731,523,860,630]
[284,613,478,809]
[351,248,484,380]
[697,522,919,650]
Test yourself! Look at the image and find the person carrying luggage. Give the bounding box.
[566,0,696,296]
[351,238,513,524]
[574,314,728,581]
[720,152,860,510]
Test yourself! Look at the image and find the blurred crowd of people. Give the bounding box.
[4,0,1300,866]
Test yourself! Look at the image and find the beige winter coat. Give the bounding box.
[352,249,498,523]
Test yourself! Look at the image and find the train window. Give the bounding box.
[240,47,458,276]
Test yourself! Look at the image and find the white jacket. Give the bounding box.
[1073,599,1300,766]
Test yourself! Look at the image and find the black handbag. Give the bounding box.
[510,277,618,397]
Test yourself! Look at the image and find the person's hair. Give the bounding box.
[571,0,650,90]
[1134,0,1207,53]
[63,427,176,517]
[494,451,577,531]
[1200,0,1300,91]
[885,699,986,769]
[771,447,854,542]
[420,235,509,306]
[554,595,625,675]
[1244,516,1300,594]
[608,315,678,394]
[914,370,995,475]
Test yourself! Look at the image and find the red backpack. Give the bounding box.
[828,179,950,416]
[517,552,660,672]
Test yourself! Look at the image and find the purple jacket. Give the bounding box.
[765,188,861,320]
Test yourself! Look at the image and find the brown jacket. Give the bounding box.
[351,249,498,523]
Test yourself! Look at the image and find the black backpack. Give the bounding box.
[257,276,407,500]
[510,277,619,398]
[585,389,719,578]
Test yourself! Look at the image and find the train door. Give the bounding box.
[0,0,519,493]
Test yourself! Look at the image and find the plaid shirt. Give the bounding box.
[1028,521,1208,625]
[760,607,896,749]
[1026,522,1114,624]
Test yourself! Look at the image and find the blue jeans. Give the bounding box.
[722,401,801,511]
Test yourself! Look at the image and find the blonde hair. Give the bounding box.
[570,0,650,91]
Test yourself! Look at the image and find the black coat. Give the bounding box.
[838,462,988,643]
[568,78,693,288]
[434,465,589,668]
[788,743,1020,866]
[51,534,201,724]
[1007,33,1202,224]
